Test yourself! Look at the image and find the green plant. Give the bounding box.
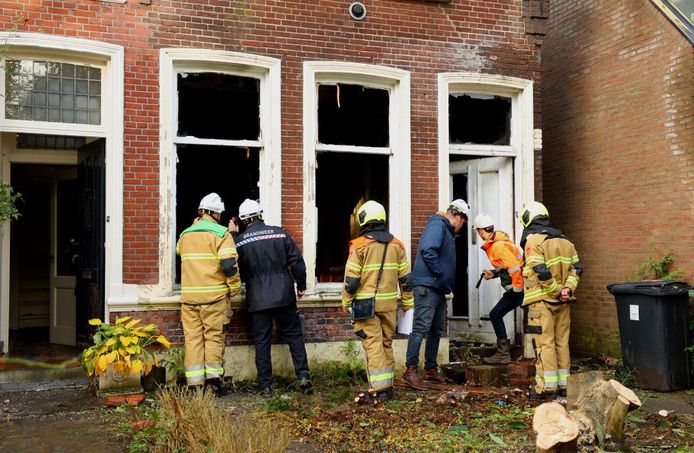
[631,251,683,281]
[0,181,22,222]
[159,346,185,383]
[82,316,171,377]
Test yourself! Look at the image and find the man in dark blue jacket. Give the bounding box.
[403,199,469,389]
[232,199,311,395]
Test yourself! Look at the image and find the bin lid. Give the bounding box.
[607,280,692,296]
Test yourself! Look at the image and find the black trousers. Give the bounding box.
[250,304,309,389]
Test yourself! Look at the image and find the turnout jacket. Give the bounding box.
[176,217,241,304]
[522,232,583,306]
[341,231,414,312]
[235,220,307,312]
[480,231,524,292]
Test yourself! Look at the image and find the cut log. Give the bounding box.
[533,402,579,453]
[566,371,642,448]
[466,364,504,387]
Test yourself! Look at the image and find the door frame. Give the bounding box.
[0,33,123,353]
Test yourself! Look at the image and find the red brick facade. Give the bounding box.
[4,0,545,345]
[542,0,694,355]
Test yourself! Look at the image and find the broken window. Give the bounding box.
[315,152,389,282]
[177,73,260,140]
[16,133,86,149]
[175,145,259,283]
[449,94,511,145]
[450,167,469,317]
[318,83,389,147]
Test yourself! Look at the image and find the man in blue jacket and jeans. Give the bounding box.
[403,199,469,388]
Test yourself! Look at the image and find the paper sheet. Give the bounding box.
[397,309,414,335]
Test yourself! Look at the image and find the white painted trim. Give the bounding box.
[438,72,534,239]
[172,136,262,148]
[448,144,516,157]
[0,33,123,350]
[315,144,392,155]
[303,61,411,293]
[158,49,282,295]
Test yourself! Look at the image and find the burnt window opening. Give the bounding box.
[175,145,260,283]
[17,133,86,149]
[449,94,511,145]
[450,170,469,317]
[315,152,389,283]
[318,83,389,147]
[177,73,260,140]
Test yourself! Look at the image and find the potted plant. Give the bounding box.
[82,316,171,396]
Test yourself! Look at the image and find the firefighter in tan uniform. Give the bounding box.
[176,193,241,396]
[519,201,583,399]
[341,201,414,401]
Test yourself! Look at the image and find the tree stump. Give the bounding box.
[533,402,579,453]
[466,364,504,387]
[566,371,641,449]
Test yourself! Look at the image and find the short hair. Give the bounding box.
[198,208,218,217]
[446,207,468,220]
[241,213,263,226]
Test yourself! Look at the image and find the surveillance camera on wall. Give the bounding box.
[349,2,367,21]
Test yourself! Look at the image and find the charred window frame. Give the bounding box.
[303,62,412,293]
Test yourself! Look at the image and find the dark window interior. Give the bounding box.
[177,73,260,140]
[318,83,389,147]
[175,145,259,283]
[449,94,511,145]
[315,152,389,283]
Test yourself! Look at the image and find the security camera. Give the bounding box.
[349,2,367,21]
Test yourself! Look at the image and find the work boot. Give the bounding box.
[403,365,428,390]
[376,388,393,402]
[557,388,567,398]
[483,338,512,365]
[423,367,447,384]
[205,378,228,397]
[259,387,273,397]
[528,389,555,401]
[298,376,314,395]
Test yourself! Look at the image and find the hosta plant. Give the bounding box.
[82,316,171,377]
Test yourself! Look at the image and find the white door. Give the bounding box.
[50,180,76,346]
[450,157,515,342]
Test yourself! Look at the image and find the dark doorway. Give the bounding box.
[451,173,469,317]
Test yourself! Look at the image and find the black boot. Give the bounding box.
[205,378,228,397]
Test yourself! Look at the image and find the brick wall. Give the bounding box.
[1,0,542,286]
[542,0,694,355]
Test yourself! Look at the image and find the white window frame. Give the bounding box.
[303,61,411,294]
[0,33,124,349]
[158,49,281,294]
[438,72,535,228]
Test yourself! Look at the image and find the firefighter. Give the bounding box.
[233,199,311,396]
[519,201,583,399]
[473,213,524,365]
[342,200,413,401]
[176,193,240,396]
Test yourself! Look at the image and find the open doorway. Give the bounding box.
[3,134,105,363]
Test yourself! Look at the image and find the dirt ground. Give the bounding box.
[1,379,693,453]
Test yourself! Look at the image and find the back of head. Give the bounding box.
[518,201,549,228]
[198,193,225,215]
[238,199,264,224]
[447,199,470,220]
[357,200,387,227]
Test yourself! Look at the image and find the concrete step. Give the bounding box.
[0,365,85,389]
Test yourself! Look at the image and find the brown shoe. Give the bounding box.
[403,365,427,390]
[483,338,511,365]
[424,367,447,384]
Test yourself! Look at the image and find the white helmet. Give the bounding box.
[198,193,225,213]
[448,199,470,217]
[473,213,494,229]
[238,199,263,220]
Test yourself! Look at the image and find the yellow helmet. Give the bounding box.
[518,201,549,227]
[357,200,386,226]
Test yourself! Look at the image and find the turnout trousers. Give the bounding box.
[354,310,396,391]
[527,301,571,393]
[181,298,227,386]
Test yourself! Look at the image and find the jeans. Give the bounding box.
[405,286,447,369]
[489,290,523,340]
[251,304,310,389]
